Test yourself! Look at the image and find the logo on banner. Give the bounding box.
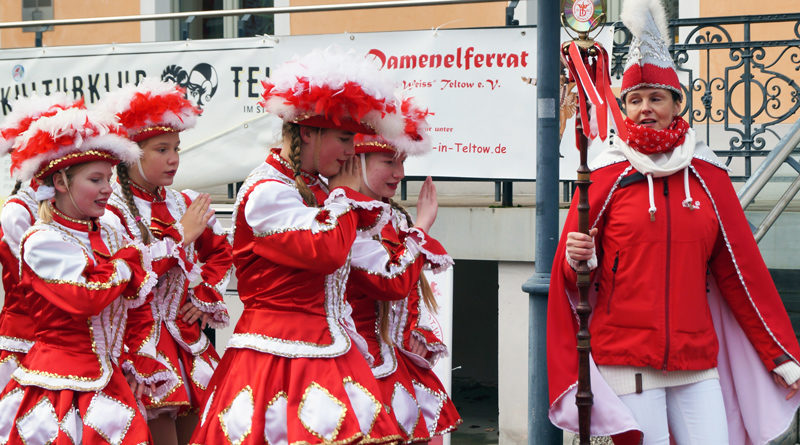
[12,65,24,83]
[161,63,219,109]
[572,0,594,23]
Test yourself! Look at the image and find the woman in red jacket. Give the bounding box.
[548,0,800,444]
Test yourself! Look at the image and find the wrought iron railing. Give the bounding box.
[612,13,800,181]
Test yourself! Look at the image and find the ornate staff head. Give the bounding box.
[561,0,607,47]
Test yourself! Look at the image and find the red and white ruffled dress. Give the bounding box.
[107,182,232,418]
[0,206,191,444]
[347,208,461,442]
[0,185,38,389]
[190,150,403,445]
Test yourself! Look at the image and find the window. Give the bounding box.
[178,0,274,39]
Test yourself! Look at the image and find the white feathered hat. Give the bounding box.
[259,46,404,138]
[355,96,432,157]
[10,107,140,182]
[620,0,681,98]
[0,93,83,156]
[99,77,201,142]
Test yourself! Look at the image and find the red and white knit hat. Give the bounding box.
[259,46,404,137]
[620,0,681,98]
[355,96,432,156]
[100,77,201,142]
[0,93,84,156]
[10,107,140,182]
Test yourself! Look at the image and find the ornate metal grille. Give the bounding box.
[612,13,800,181]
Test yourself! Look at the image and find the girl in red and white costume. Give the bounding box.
[0,93,82,390]
[347,98,461,443]
[190,47,408,445]
[0,106,211,444]
[102,78,233,445]
[548,0,800,443]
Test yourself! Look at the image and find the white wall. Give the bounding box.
[139,0,173,42]
[498,261,533,444]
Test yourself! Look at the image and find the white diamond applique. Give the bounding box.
[15,397,59,445]
[0,388,24,443]
[191,356,215,390]
[219,386,254,445]
[59,405,83,445]
[0,357,19,392]
[83,392,135,445]
[391,382,420,436]
[200,389,216,426]
[263,392,288,445]
[298,382,346,441]
[412,381,446,434]
[343,378,380,435]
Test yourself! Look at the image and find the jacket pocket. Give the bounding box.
[606,251,619,314]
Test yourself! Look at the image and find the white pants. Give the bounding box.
[618,378,728,445]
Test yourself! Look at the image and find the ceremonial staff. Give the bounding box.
[559,1,627,443]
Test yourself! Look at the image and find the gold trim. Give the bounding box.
[218,385,254,445]
[298,382,347,442]
[356,141,396,152]
[343,377,381,436]
[50,202,94,230]
[83,391,136,445]
[35,150,117,179]
[134,125,178,136]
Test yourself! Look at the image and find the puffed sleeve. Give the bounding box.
[1,199,36,259]
[181,190,232,327]
[243,182,390,273]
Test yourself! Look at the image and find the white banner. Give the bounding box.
[271,29,538,180]
[0,26,614,190]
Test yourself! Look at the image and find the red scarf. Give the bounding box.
[624,116,690,154]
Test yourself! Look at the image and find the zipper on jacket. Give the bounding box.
[662,178,671,370]
[606,252,619,314]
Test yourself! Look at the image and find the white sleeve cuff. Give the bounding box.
[565,248,597,271]
[774,360,800,386]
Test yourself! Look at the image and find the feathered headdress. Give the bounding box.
[0,93,84,155]
[100,77,201,142]
[620,0,681,98]
[355,96,432,156]
[10,107,140,182]
[259,46,405,137]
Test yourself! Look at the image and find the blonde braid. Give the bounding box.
[283,123,318,207]
[389,199,439,314]
[116,164,152,244]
